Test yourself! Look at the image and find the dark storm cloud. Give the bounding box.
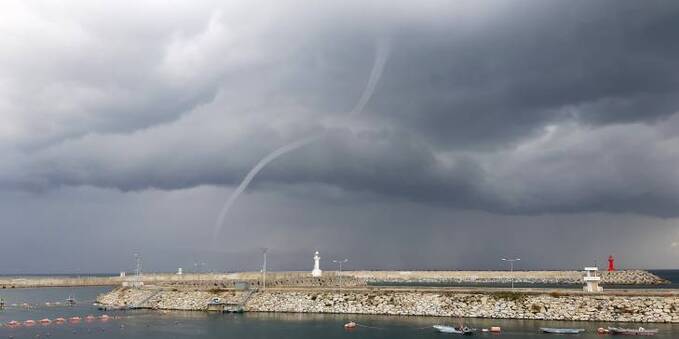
[2,0,679,219]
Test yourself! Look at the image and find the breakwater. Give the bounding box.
[2,270,668,289]
[97,287,679,323]
[350,270,668,285]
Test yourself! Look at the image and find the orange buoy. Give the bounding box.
[490,326,501,333]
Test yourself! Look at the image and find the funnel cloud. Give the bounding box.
[1,1,679,273]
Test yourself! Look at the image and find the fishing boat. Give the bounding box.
[541,328,585,334]
[607,327,658,336]
[433,325,476,335]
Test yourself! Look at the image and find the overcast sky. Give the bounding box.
[1,0,679,274]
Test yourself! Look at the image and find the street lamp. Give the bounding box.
[332,259,348,293]
[261,248,268,290]
[501,258,520,291]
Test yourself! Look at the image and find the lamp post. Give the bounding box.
[134,253,142,284]
[501,258,520,291]
[332,259,348,293]
[261,248,268,290]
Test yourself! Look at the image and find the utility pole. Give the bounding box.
[262,248,268,290]
[501,258,520,291]
[332,259,348,293]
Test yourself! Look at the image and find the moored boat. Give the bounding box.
[541,327,585,334]
[608,327,658,336]
[433,325,476,335]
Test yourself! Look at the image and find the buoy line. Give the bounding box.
[2,314,113,328]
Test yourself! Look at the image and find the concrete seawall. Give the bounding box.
[96,287,679,323]
[1,270,668,288]
[349,270,668,285]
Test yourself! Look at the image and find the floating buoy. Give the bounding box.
[597,328,609,334]
[24,320,36,326]
[99,314,110,320]
[85,315,96,321]
[54,318,66,324]
[7,320,20,327]
[68,317,81,323]
[40,319,51,325]
[490,326,502,333]
[344,321,357,329]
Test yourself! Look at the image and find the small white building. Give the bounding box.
[311,251,322,277]
[583,267,603,292]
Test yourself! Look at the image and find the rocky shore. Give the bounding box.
[97,287,679,323]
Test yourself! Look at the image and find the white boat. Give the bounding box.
[433,325,475,335]
[541,327,585,334]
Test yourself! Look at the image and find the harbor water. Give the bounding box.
[1,287,679,338]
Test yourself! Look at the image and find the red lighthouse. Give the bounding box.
[608,255,615,272]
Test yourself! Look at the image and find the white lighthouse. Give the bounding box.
[583,267,603,292]
[311,251,322,277]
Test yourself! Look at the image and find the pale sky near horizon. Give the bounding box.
[1,0,679,273]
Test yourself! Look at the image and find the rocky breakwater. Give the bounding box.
[97,287,248,310]
[245,290,679,323]
[351,270,668,285]
[97,287,679,323]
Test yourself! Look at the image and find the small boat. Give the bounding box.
[433,325,476,335]
[541,328,585,334]
[608,327,658,336]
[344,321,357,329]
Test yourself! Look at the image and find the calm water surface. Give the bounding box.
[0,287,678,338]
